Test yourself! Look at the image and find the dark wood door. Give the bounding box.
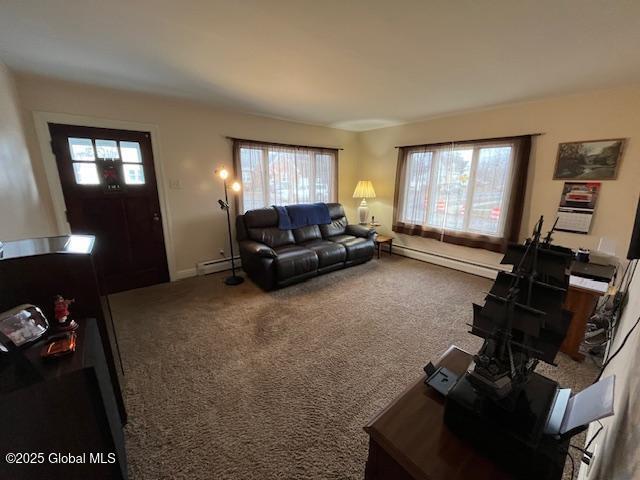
[49,123,169,293]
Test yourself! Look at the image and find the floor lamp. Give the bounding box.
[216,167,244,286]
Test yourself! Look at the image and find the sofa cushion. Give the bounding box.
[248,227,294,248]
[272,245,319,280]
[301,240,346,267]
[244,208,279,228]
[325,234,356,244]
[319,216,348,238]
[293,225,322,244]
[326,203,346,219]
[328,236,373,260]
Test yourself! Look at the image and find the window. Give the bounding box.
[234,140,338,211]
[120,142,144,185]
[67,137,145,186]
[393,136,531,252]
[95,139,119,159]
[68,137,99,185]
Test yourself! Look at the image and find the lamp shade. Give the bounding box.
[353,180,376,199]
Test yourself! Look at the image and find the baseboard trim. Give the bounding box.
[196,256,242,276]
[392,244,506,279]
[174,268,197,280]
[178,247,503,281]
[173,256,243,281]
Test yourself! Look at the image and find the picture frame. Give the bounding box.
[553,138,625,180]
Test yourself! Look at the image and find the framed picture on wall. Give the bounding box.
[553,138,625,180]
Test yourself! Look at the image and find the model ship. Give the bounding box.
[439,216,576,478]
[436,217,615,478]
[467,216,573,403]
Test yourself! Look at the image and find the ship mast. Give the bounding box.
[467,215,573,401]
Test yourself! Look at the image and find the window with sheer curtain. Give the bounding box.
[233,140,338,212]
[393,136,531,252]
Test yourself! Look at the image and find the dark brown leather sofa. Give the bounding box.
[236,203,375,290]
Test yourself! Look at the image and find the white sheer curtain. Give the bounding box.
[234,141,337,212]
[398,141,514,236]
[394,136,530,251]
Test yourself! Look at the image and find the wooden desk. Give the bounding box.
[561,285,605,361]
[364,346,512,480]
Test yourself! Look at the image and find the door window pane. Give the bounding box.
[120,141,142,163]
[95,139,119,159]
[123,164,145,184]
[68,138,95,161]
[73,162,100,184]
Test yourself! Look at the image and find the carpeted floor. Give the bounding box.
[110,255,598,480]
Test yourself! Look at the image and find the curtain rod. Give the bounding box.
[226,136,343,151]
[394,133,544,149]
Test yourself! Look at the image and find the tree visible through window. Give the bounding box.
[393,136,531,252]
[234,141,338,212]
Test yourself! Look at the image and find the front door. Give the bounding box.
[49,124,169,293]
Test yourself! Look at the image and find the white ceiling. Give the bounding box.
[1,1,639,131]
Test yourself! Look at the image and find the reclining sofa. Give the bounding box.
[236,203,375,290]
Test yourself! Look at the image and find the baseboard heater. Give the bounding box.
[196,256,242,276]
[196,247,504,279]
[391,244,508,279]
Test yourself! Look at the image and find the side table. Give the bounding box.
[374,235,393,259]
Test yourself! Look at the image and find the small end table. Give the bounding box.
[374,235,393,259]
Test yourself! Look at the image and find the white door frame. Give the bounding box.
[33,111,177,281]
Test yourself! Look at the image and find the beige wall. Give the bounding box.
[0,63,54,241]
[14,73,360,278]
[358,86,640,269]
[584,267,640,479]
[10,72,640,278]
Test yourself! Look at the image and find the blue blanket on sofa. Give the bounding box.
[274,203,331,229]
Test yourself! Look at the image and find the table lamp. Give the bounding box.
[215,167,243,286]
[353,180,376,225]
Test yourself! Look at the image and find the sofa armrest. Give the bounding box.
[239,240,277,258]
[346,224,376,239]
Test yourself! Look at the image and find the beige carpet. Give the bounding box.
[110,255,598,480]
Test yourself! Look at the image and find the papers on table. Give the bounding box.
[560,375,615,434]
[544,388,572,435]
[544,375,615,436]
[569,275,609,294]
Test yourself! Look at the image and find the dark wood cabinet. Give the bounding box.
[0,319,126,479]
[0,236,128,478]
[561,285,604,361]
[0,235,126,422]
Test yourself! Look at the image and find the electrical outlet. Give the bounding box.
[219,249,225,256]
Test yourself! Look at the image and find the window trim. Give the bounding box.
[232,139,339,212]
[392,135,531,253]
